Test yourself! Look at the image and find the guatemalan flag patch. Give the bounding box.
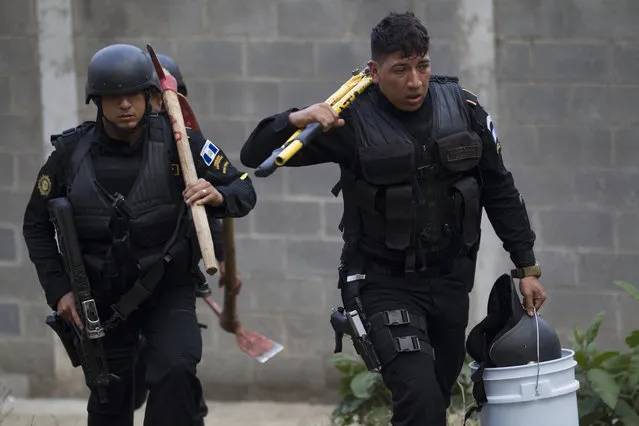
[200,140,219,166]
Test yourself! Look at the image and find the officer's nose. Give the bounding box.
[118,96,133,109]
[406,70,422,90]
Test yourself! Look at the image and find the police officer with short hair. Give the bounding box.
[240,12,546,426]
[23,43,256,426]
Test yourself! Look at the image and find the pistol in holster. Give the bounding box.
[46,312,83,367]
[329,264,381,372]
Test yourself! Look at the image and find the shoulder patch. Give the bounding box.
[199,140,219,166]
[37,174,52,197]
[462,88,478,106]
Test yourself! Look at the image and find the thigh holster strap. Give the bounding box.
[368,309,434,365]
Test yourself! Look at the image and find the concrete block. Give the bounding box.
[577,253,639,290]
[0,190,32,223]
[532,42,609,83]
[0,0,37,36]
[315,42,371,80]
[253,200,322,236]
[174,41,243,79]
[569,87,639,127]
[498,125,539,167]
[0,154,15,189]
[282,313,337,357]
[493,0,565,38]
[16,154,42,192]
[181,79,215,116]
[234,237,285,274]
[564,0,639,40]
[10,71,41,117]
[247,42,314,79]
[278,81,337,111]
[206,0,277,38]
[574,170,639,211]
[614,128,639,169]
[0,302,21,336]
[344,0,414,39]
[496,41,532,83]
[0,341,53,376]
[614,213,639,253]
[248,277,328,316]
[285,163,340,197]
[0,228,17,262]
[536,126,612,168]
[197,119,247,155]
[536,209,613,250]
[0,38,38,77]
[0,115,42,153]
[429,40,460,76]
[498,84,570,126]
[0,78,10,114]
[541,289,619,342]
[285,240,342,275]
[277,0,346,39]
[0,265,53,302]
[213,81,280,121]
[424,0,461,40]
[534,250,578,288]
[506,165,576,209]
[613,43,639,85]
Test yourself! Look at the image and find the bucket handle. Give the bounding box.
[534,307,541,396]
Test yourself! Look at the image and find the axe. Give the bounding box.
[147,45,283,362]
[146,44,218,275]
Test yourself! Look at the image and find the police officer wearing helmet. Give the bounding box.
[241,12,546,426]
[23,44,256,426]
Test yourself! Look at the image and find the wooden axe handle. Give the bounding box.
[164,90,218,275]
[220,217,239,329]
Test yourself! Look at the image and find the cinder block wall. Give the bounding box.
[1,0,637,400]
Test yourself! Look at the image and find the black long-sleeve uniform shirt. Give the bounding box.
[23,116,256,309]
[241,84,536,268]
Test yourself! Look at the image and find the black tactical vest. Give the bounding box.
[337,76,483,271]
[60,115,187,282]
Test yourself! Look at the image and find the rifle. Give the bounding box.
[46,197,120,403]
[255,67,373,178]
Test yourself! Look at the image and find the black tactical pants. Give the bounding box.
[358,256,474,426]
[87,277,204,426]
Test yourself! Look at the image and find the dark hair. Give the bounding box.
[370,12,430,62]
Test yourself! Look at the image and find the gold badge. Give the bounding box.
[37,174,52,196]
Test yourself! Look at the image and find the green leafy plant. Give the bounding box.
[329,353,391,426]
[328,352,478,426]
[572,281,639,426]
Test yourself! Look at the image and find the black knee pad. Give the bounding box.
[367,309,434,366]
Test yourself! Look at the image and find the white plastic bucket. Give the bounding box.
[469,348,580,426]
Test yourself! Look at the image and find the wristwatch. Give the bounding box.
[511,263,542,279]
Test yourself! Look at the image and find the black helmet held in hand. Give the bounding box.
[466,273,562,369]
[85,44,162,104]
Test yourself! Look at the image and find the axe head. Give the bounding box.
[146,44,178,93]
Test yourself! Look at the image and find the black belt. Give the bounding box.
[364,259,454,278]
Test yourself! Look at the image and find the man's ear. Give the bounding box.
[368,60,380,84]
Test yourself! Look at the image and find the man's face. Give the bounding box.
[369,51,431,112]
[100,92,147,129]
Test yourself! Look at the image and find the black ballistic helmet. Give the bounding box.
[466,273,562,368]
[154,53,188,97]
[85,44,162,104]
